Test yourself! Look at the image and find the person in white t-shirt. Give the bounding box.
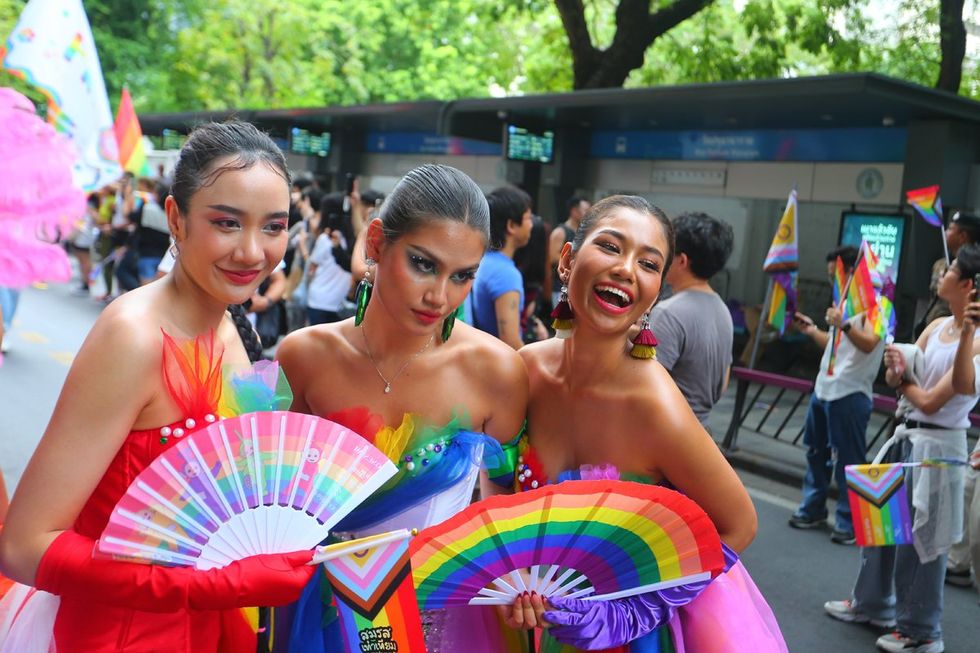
[788,245,885,544]
[305,192,353,325]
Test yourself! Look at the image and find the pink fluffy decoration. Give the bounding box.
[0,87,86,287]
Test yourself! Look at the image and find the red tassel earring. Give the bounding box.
[551,284,574,338]
[630,312,658,359]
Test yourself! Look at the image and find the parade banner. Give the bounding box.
[1,0,121,190]
[320,530,425,653]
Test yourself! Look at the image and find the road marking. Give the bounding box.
[746,485,799,512]
[48,351,75,366]
[18,331,49,344]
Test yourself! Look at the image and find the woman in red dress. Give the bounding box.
[0,121,315,652]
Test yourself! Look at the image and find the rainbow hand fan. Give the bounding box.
[410,480,724,608]
[96,411,398,569]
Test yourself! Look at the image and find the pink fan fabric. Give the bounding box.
[0,87,86,287]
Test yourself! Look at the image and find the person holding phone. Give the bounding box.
[824,243,980,653]
[945,273,980,594]
[788,245,885,545]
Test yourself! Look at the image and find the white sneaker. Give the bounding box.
[823,599,897,628]
[875,631,944,653]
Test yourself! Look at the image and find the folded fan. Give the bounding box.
[97,411,398,569]
[410,480,724,608]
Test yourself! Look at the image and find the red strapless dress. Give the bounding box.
[50,421,254,652]
[0,332,256,653]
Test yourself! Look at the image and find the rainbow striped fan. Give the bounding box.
[410,480,724,608]
[96,411,398,570]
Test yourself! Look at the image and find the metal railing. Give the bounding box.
[722,367,979,455]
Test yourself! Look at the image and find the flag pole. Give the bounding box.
[940,223,951,265]
[748,278,774,370]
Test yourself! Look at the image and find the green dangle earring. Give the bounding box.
[441,305,461,342]
[354,258,375,326]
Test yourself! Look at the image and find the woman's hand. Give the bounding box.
[496,592,549,630]
[883,344,906,378]
[963,300,980,335]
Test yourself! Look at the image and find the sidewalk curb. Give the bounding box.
[722,448,843,501]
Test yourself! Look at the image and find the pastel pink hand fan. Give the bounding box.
[96,411,397,569]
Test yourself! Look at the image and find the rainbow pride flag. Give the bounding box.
[320,530,425,653]
[906,185,944,228]
[763,189,798,273]
[766,271,797,335]
[113,87,150,176]
[845,464,913,546]
[831,256,846,307]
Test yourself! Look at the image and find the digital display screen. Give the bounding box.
[151,128,186,150]
[506,125,554,163]
[289,127,331,157]
[839,212,906,283]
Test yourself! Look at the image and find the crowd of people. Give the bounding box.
[0,119,977,653]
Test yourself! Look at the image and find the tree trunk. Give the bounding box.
[937,0,966,93]
[555,0,714,89]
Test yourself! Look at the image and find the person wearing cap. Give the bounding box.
[917,211,980,335]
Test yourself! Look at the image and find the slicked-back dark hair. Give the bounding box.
[673,212,734,280]
[380,164,489,244]
[169,121,289,215]
[572,195,675,272]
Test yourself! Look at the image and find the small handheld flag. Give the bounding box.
[906,184,949,264]
[318,530,425,653]
[762,190,800,335]
[906,185,944,228]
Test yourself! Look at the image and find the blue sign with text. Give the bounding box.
[366,132,501,156]
[590,128,906,162]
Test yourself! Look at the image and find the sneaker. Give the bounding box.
[944,567,973,587]
[830,528,857,545]
[824,599,897,628]
[788,511,827,529]
[69,285,90,297]
[876,631,944,652]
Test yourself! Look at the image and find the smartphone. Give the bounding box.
[342,173,355,214]
[974,273,980,297]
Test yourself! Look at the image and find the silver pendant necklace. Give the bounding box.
[362,331,434,394]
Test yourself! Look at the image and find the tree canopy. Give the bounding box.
[0,0,977,113]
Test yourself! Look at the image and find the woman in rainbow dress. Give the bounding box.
[275,164,531,652]
[0,121,315,652]
[514,195,787,652]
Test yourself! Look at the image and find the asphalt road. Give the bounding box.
[1,280,977,652]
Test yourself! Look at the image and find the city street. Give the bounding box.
[1,281,977,652]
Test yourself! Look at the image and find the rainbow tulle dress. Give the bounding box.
[517,442,788,653]
[275,407,528,653]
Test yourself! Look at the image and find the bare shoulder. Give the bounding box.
[518,338,561,377]
[83,293,165,368]
[629,361,696,434]
[277,323,347,374]
[451,323,527,387]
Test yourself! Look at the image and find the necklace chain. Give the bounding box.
[362,331,434,394]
